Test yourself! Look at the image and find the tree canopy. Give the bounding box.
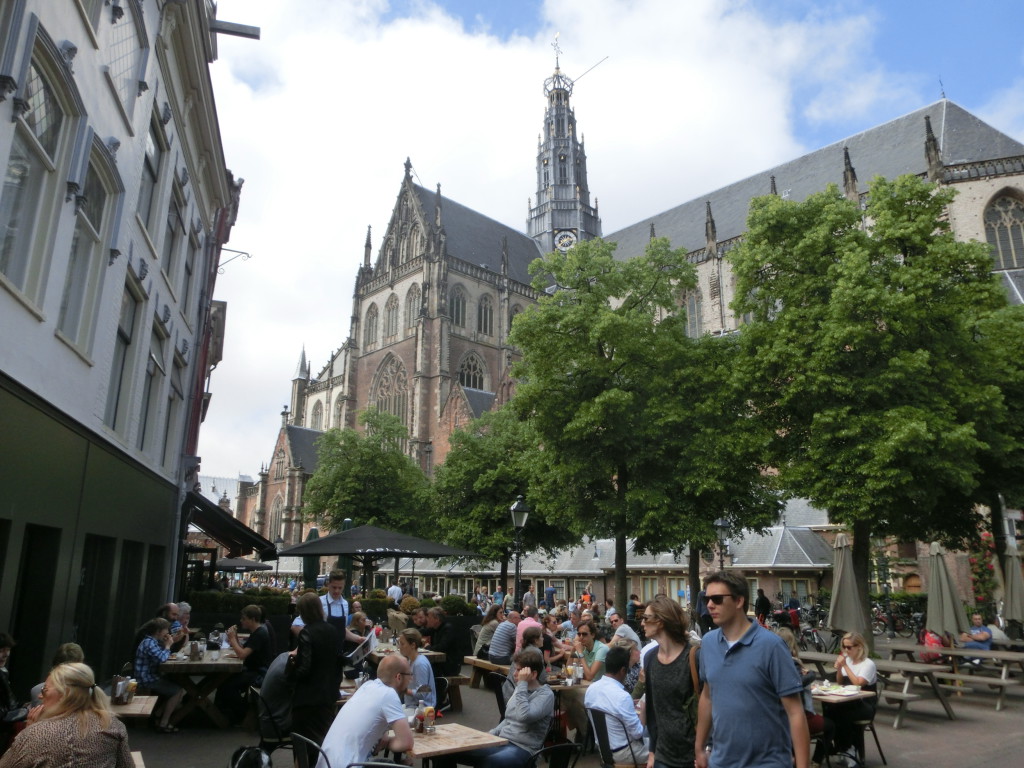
[509,236,780,605]
[303,408,429,535]
[730,174,1022,612]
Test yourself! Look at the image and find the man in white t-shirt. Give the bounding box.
[387,580,404,607]
[608,611,642,648]
[317,654,415,768]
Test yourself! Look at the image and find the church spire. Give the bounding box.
[527,38,601,254]
[842,146,859,202]
[925,115,944,183]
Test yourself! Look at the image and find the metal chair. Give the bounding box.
[250,686,292,758]
[526,742,583,768]
[851,717,886,766]
[486,670,508,721]
[292,732,331,768]
[586,707,640,768]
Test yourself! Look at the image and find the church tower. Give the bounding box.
[527,49,601,253]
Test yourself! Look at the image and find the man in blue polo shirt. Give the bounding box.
[696,572,808,768]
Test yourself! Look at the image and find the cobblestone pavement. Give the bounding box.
[127,641,1023,768]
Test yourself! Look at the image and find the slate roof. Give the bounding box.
[729,526,834,569]
[780,498,832,528]
[412,184,544,285]
[286,425,322,474]
[462,387,497,419]
[1001,270,1024,305]
[606,100,1024,259]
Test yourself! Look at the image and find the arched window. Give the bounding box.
[371,355,409,430]
[310,400,323,430]
[509,304,523,329]
[408,226,421,262]
[383,293,400,339]
[334,397,344,428]
[405,283,421,330]
[450,287,467,328]
[477,295,493,336]
[685,291,703,338]
[984,193,1024,270]
[363,303,378,348]
[458,354,486,390]
[270,497,284,541]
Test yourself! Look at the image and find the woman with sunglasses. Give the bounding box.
[825,632,876,764]
[642,595,697,768]
[0,663,131,768]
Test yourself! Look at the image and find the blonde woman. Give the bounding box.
[826,632,877,763]
[0,663,131,768]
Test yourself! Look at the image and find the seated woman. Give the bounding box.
[0,662,131,768]
[475,605,504,660]
[541,614,567,670]
[824,631,876,764]
[777,628,834,768]
[436,648,553,768]
[30,644,85,707]
[503,627,549,700]
[133,619,184,733]
[397,628,436,708]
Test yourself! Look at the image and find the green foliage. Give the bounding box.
[399,595,421,614]
[440,594,475,616]
[419,598,436,609]
[186,590,290,615]
[303,409,430,534]
[508,236,780,603]
[361,598,389,622]
[368,589,388,600]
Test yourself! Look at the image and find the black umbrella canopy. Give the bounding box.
[216,557,274,573]
[278,524,480,560]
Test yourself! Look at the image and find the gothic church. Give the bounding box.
[238,60,1024,546]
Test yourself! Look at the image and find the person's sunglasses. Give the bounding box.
[641,615,657,622]
[577,631,590,637]
[842,644,855,649]
[705,594,732,605]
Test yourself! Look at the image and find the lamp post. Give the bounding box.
[876,551,895,639]
[274,536,284,586]
[510,495,530,612]
[714,518,729,570]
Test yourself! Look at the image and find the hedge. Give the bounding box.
[187,589,290,615]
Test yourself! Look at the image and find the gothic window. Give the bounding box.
[458,354,486,390]
[334,397,344,428]
[311,400,323,431]
[371,355,409,430]
[405,283,421,330]
[477,295,493,336]
[984,193,1024,270]
[363,303,378,348]
[685,291,703,338]
[274,450,285,480]
[559,157,567,185]
[383,293,400,339]
[510,304,523,329]
[270,497,284,540]
[408,226,421,261]
[450,286,467,328]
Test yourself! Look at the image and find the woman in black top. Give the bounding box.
[642,596,697,768]
[291,593,340,763]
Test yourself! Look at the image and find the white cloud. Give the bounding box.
[198,0,911,478]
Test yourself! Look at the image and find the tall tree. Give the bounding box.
[303,409,429,536]
[430,406,578,589]
[730,175,1017,618]
[509,237,780,606]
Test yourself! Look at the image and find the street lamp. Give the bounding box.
[714,518,729,570]
[875,549,895,639]
[274,536,284,585]
[510,495,530,612]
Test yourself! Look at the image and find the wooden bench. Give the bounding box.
[881,690,922,705]
[932,672,1019,710]
[464,656,510,688]
[443,674,471,712]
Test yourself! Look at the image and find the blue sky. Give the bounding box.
[198,0,1024,479]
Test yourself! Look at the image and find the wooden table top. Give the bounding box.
[370,648,445,663]
[159,652,243,674]
[408,723,508,759]
[810,686,878,704]
[112,695,158,718]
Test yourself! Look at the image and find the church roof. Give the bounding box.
[606,100,1024,258]
[285,425,321,474]
[462,387,497,419]
[411,184,544,285]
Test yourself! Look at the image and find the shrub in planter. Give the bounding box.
[440,594,475,616]
[400,596,421,614]
[420,598,436,609]
[369,589,388,600]
[361,598,390,623]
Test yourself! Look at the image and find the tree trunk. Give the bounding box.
[689,547,702,612]
[615,533,628,613]
[989,492,1007,562]
[851,518,873,652]
[499,556,509,594]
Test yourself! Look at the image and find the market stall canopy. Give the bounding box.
[216,557,273,573]
[184,491,275,559]
[826,532,868,637]
[927,541,969,637]
[275,524,480,561]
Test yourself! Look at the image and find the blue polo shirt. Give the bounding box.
[699,620,803,768]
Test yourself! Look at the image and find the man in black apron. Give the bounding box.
[291,570,365,687]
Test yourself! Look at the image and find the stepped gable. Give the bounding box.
[410,184,543,285]
[607,100,1024,258]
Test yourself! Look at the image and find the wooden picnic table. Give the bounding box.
[885,640,1023,710]
[407,722,508,762]
[800,650,955,728]
[159,651,243,728]
[810,686,877,705]
[112,695,158,719]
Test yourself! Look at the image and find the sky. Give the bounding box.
[197,0,1024,480]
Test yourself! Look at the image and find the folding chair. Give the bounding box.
[586,707,640,768]
[486,671,508,721]
[526,742,583,768]
[292,732,331,768]
[251,686,292,758]
[434,675,451,713]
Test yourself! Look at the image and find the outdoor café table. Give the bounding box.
[406,722,508,767]
[159,651,243,728]
[370,647,446,666]
[810,686,877,705]
[112,695,158,720]
[800,650,955,728]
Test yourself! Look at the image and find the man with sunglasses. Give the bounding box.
[695,572,808,768]
[318,653,415,768]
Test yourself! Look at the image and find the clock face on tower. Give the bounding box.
[555,230,578,251]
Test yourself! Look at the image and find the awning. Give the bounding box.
[183,491,275,559]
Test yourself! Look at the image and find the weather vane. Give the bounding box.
[552,32,562,60]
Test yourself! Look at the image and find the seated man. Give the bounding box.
[133,619,185,732]
[488,612,521,665]
[217,605,274,724]
[573,620,607,682]
[257,651,294,739]
[424,607,462,676]
[585,645,648,765]
[959,613,993,665]
[435,649,553,768]
[608,612,641,649]
[318,654,414,768]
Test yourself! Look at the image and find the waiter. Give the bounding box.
[292,569,365,683]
